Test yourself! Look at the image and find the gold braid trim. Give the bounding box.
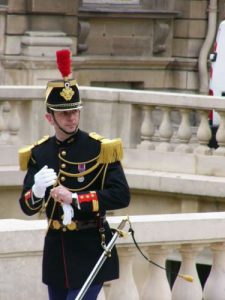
[25,199,43,212]
[89,132,123,164]
[46,79,77,88]
[43,177,60,234]
[101,164,108,189]
[18,135,50,171]
[60,165,105,192]
[45,87,54,102]
[92,200,99,212]
[46,200,57,234]
[58,152,100,165]
[59,162,100,178]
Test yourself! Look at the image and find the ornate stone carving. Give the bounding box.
[77,21,90,53]
[153,21,170,55]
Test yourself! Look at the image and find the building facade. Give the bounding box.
[0,0,224,93]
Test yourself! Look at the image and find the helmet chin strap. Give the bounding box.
[52,111,79,136]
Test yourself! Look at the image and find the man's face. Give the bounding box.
[45,109,80,139]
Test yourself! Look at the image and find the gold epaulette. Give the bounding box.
[89,132,123,164]
[18,135,49,171]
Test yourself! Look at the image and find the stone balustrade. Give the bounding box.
[1,86,225,219]
[1,86,225,178]
[0,85,225,155]
[1,213,225,300]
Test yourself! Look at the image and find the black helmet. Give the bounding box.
[45,49,82,111]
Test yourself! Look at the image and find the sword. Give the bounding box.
[75,216,129,300]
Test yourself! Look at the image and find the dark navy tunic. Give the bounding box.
[19,129,130,289]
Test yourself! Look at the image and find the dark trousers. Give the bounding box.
[48,284,102,300]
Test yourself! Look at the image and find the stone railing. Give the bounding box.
[1,213,225,300]
[1,86,225,158]
[1,86,225,219]
[1,86,225,178]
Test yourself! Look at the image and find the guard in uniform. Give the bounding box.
[18,49,130,300]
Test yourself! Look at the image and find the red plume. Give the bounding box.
[56,49,71,79]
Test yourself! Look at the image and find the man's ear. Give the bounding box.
[45,112,54,125]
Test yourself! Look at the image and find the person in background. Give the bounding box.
[18,49,130,300]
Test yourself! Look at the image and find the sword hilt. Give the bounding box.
[117,216,129,231]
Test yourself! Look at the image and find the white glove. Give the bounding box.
[32,165,57,198]
[62,203,74,225]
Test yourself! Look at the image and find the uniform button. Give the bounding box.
[61,150,67,156]
[60,176,66,182]
[61,163,66,169]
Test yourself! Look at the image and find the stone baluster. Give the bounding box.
[172,245,202,300]
[1,101,11,144]
[156,107,173,152]
[141,246,171,300]
[0,102,4,143]
[214,111,225,155]
[195,110,212,155]
[107,247,139,300]
[175,109,192,153]
[203,243,225,300]
[8,101,21,144]
[138,105,155,150]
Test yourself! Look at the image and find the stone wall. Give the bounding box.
[4,0,79,56]
[0,0,221,93]
[0,0,79,84]
[174,0,208,58]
